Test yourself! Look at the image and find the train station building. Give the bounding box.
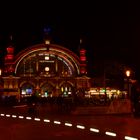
[0,36,91,101]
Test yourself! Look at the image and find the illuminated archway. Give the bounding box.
[14,44,80,76]
[20,82,35,97]
[59,81,74,97]
[40,82,55,97]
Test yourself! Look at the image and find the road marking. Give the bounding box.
[34,118,40,121]
[124,136,138,140]
[105,131,116,137]
[65,123,72,127]
[6,114,10,117]
[19,116,24,119]
[0,113,5,116]
[12,115,17,118]
[26,117,32,120]
[0,112,139,140]
[44,119,50,123]
[90,128,99,133]
[76,125,85,129]
[54,121,61,124]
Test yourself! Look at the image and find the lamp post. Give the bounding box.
[126,70,131,98]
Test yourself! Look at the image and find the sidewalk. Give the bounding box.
[0,98,133,118]
[71,99,132,115]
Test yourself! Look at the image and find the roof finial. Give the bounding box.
[10,35,13,41]
[43,27,51,35]
[43,27,51,45]
[80,38,82,44]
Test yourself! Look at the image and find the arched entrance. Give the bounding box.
[60,82,74,97]
[20,83,34,98]
[40,82,55,97]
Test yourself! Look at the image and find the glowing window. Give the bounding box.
[45,56,49,60]
[45,40,50,45]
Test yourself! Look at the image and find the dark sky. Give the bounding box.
[0,1,140,79]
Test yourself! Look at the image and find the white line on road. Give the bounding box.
[125,136,138,140]
[0,112,139,140]
[90,128,100,133]
[105,131,116,137]
[54,121,61,124]
[12,115,17,118]
[34,118,40,121]
[76,125,85,129]
[0,113,5,116]
[19,116,24,119]
[6,114,10,117]
[65,123,72,127]
[26,117,32,120]
[44,119,50,123]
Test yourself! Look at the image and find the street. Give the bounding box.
[0,105,140,140]
[0,115,120,140]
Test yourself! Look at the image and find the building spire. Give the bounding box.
[79,38,87,76]
[80,38,82,44]
[43,27,51,45]
[4,35,15,75]
[10,35,13,41]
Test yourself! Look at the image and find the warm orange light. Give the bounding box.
[45,40,50,45]
[80,39,82,44]
[126,70,131,77]
[45,67,49,71]
[45,56,49,60]
[0,69,1,76]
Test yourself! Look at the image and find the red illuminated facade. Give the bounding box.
[0,38,91,100]
[80,48,87,75]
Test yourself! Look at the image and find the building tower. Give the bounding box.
[79,39,87,75]
[44,27,51,45]
[4,36,15,76]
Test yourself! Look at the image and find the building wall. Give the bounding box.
[1,43,91,99]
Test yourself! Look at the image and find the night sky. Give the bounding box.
[0,1,140,80]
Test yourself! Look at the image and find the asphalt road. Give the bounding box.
[0,105,140,140]
[0,116,120,140]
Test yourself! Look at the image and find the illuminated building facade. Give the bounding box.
[0,38,91,100]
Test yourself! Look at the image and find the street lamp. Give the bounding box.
[126,70,131,98]
[126,70,130,78]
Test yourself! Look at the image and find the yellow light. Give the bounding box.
[45,40,50,44]
[45,67,49,71]
[117,90,120,94]
[61,87,64,92]
[126,70,130,77]
[45,56,49,60]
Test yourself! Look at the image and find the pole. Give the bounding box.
[127,78,129,98]
[103,64,107,104]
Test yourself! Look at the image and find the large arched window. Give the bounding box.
[16,51,76,77]
[15,44,80,77]
[40,82,55,97]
